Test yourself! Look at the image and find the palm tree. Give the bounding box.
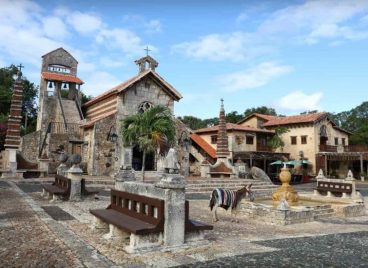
[268,126,289,152]
[121,105,176,180]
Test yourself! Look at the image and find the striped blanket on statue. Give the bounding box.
[209,188,241,211]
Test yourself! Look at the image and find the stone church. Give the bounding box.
[21,48,187,177]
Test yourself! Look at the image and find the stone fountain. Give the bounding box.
[272,164,299,203]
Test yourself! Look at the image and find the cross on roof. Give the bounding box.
[17,63,24,73]
[144,46,151,56]
[16,63,24,80]
[220,98,224,105]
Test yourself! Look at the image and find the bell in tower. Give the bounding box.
[134,47,158,74]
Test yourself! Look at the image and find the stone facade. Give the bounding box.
[20,131,41,162]
[84,114,116,176]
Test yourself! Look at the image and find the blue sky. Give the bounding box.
[1,0,368,118]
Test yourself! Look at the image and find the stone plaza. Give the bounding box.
[1,175,368,267]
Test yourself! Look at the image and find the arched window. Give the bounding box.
[138,101,153,113]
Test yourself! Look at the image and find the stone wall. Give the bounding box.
[41,48,78,76]
[91,114,116,176]
[21,131,41,162]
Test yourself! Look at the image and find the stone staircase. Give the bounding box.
[313,204,335,220]
[61,99,82,123]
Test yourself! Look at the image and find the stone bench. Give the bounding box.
[42,174,98,201]
[90,189,212,252]
[42,174,71,201]
[90,189,165,251]
[314,180,353,198]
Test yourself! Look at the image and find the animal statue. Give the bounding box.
[209,184,254,222]
[248,166,273,184]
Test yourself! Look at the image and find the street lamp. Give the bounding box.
[107,126,118,143]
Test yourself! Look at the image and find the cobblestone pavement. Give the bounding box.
[0,181,81,267]
[1,178,368,267]
[177,231,368,267]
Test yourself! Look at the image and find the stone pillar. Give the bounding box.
[200,160,210,178]
[114,166,135,188]
[1,149,17,178]
[2,72,24,178]
[155,173,186,247]
[66,165,83,201]
[360,154,364,181]
[66,154,83,201]
[38,158,49,177]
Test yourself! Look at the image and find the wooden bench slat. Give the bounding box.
[90,208,160,235]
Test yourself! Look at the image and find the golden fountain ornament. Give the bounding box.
[272,164,299,203]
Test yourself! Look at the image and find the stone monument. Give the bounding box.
[66,154,83,201]
[272,164,299,203]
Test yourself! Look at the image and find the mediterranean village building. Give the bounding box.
[1,47,367,180]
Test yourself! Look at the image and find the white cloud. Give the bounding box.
[172,32,272,62]
[258,0,368,44]
[100,56,125,68]
[96,28,146,56]
[66,11,102,35]
[276,91,323,111]
[42,17,69,40]
[145,19,162,33]
[82,71,121,97]
[219,62,293,91]
[123,15,162,33]
[174,1,368,61]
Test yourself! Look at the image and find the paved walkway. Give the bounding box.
[1,178,368,267]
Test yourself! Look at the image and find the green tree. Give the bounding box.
[121,105,176,180]
[203,117,219,127]
[243,106,277,118]
[268,126,289,151]
[226,111,243,123]
[332,101,368,145]
[178,115,206,130]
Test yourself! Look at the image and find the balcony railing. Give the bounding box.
[319,144,368,153]
[49,122,83,136]
[256,144,273,152]
[319,144,337,152]
[344,144,368,152]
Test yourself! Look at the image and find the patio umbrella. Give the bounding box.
[286,160,311,166]
[270,160,283,165]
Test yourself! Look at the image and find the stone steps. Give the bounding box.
[61,99,82,123]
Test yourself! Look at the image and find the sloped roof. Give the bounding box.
[83,69,182,108]
[238,113,279,124]
[262,112,327,127]
[41,72,84,84]
[190,133,217,159]
[42,47,78,63]
[81,110,117,128]
[195,123,275,134]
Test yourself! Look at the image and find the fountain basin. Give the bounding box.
[239,194,365,225]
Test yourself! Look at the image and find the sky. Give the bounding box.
[1,0,368,119]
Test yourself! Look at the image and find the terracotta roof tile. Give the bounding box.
[262,112,327,127]
[41,72,84,84]
[190,133,216,159]
[195,123,274,134]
